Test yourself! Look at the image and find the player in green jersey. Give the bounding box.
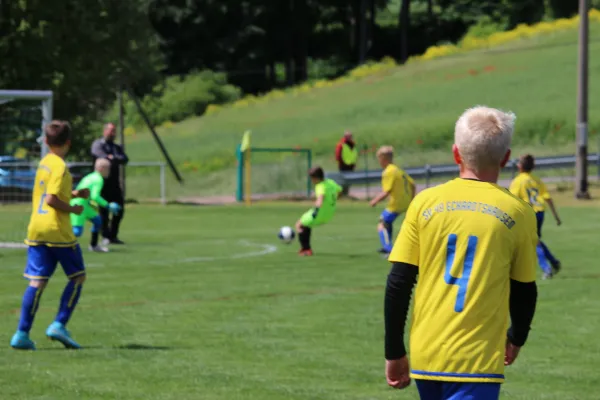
[295,166,343,256]
[70,158,121,252]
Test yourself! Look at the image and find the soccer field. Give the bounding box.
[1,195,599,400]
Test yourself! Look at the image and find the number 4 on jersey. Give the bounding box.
[444,234,478,313]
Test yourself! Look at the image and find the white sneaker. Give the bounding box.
[101,238,110,247]
[89,245,109,253]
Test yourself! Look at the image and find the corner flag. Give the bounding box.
[241,130,251,152]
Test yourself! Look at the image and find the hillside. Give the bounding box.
[125,24,600,199]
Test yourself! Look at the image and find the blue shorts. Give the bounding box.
[379,209,399,225]
[536,211,544,238]
[24,245,86,281]
[415,380,500,400]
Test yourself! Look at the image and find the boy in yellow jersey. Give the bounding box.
[384,106,538,400]
[369,146,415,254]
[10,121,89,351]
[294,166,342,256]
[509,154,561,279]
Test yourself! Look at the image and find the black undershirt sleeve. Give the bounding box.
[507,279,538,347]
[384,262,418,360]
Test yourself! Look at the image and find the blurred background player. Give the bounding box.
[334,130,357,197]
[385,106,538,399]
[71,158,122,253]
[509,154,562,279]
[11,121,88,351]
[91,122,129,245]
[369,146,415,254]
[295,166,342,256]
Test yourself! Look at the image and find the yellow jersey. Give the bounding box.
[389,178,537,383]
[382,164,414,213]
[509,172,550,213]
[25,153,77,247]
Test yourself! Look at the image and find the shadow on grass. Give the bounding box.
[37,343,180,351]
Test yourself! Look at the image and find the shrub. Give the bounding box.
[105,70,241,127]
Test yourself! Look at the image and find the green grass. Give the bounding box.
[1,188,600,399]
[121,26,600,199]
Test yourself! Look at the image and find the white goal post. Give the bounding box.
[0,90,53,157]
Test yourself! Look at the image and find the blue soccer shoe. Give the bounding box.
[10,330,36,350]
[46,321,81,349]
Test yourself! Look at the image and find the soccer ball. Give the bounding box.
[278,226,295,244]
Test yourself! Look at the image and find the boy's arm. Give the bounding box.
[46,163,83,214]
[546,198,561,226]
[315,194,324,208]
[370,190,389,207]
[46,195,83,215]
[89,178,109,208]
[371,170,392,207]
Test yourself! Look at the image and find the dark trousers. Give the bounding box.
[99,184,125,240]
[339,165,355,196]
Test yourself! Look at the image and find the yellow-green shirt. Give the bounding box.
[26,154,77,247]
[389,178,537,383]
[509,172,550,213]
[382,164,414,213]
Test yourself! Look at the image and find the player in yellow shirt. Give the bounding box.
[384,106,538,400]
[369,146,415,254]
[509,154,561,279]
[10,121,89,351]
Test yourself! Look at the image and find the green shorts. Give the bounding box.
[300,208,331,228]
[70,199,99,227]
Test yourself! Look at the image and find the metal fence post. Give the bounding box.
[425,165,431,188]
[160,163,166,205]
[363,144,369,200]
[307,149,312,198]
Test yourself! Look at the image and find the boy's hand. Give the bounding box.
[73,189,90,199]
[369,199,378,207]
[71,205,84,215]
[108,202,122,215]
[504,340,521,366]
[386,357,411,389]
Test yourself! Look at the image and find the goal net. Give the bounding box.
[0,90,53,248]
[239,148,313,202]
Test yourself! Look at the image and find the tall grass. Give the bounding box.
[124,25,600,199]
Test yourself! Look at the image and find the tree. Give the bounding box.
[0,0,162,158]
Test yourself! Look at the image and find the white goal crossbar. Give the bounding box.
[0,90,53,157]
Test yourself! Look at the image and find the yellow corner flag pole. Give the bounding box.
[241,131,251,205]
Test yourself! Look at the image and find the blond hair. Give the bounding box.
[95,158,111,171]
[376,145,394,160]
[454,106,515,173]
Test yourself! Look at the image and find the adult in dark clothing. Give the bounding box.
[90,123,128,245]
[334,131,358,196]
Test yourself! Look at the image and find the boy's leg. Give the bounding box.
[415,380,442,400]
[11,246,58,350]
[441,381,500,400]
[71,207,86,238]
[296,209,316,254]
[378,210,398,253]
[47,245,86,349]
[536,243,553,277]
[535,211,557,277]
[90,215,103,248]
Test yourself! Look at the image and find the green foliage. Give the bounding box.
[0,0,162,159]
[106,70,242,128]
[122,26,600,197]
[463,16,507,39]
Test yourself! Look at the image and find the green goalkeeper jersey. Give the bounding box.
[314,179,342,223]
[71,171,108,208]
